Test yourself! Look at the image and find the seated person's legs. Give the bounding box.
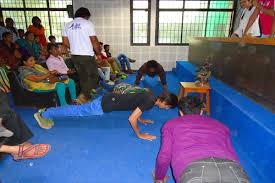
[1,110,33,146]
[114,58,122,70]
[66,79,77,102]
[55,82,68,106]
[107,58,120,73]
[98,67,114,86]
[0,118,13,137]
[98,68,105,80]
[0,93,50,160]
[117,54,132,73]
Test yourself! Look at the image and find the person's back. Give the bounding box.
[162,115,238,182]
[101,90,156,112]
[63,17,95,56]
[154,96,250,183]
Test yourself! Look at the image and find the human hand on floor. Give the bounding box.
[152,171,169,183]
[138,133,156,141]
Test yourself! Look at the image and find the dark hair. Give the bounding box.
[5,18,14,24]
[146,60,158,69]
[2,31,12,39]
[104,44,110,50]
[48,35,56,41]
[32,16,41,24]
[75,7,91,18]
[99,42,103,45]
[158,93,178,108]
[47,43,58,52]
[21,54,33,63]
[18,29,24,33]
[178,96,204,115]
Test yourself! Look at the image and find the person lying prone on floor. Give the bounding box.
[34,89,178,141]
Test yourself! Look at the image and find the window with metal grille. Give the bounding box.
[130,0,151,45]
[156,0,236,45]
[0,0,72,42]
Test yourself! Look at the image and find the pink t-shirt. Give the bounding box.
[46,55,69,74]
[259,0,274,35]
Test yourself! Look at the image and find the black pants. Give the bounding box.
[71,55,99,98]
[0,92,33,146]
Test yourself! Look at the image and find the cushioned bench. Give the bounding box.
[175,61,275,183]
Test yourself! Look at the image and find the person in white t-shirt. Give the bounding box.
[62,7,101,104]
[232,0,260,37]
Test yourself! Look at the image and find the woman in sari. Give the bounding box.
[18,55,77,106]
[27,16,47,47]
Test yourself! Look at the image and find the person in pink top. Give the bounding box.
[244,0,274,37]
[46,43,76,75]
[153,96,250,183]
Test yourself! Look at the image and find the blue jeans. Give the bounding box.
[117,54,131,70]
[179,158,250,183]
[42,96,104,119]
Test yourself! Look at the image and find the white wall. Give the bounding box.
[73,0,188,70]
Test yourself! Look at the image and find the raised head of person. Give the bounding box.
[135,60,167,96]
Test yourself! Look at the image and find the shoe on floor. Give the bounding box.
[34,109,54,129]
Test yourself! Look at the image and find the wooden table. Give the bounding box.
[178,82,211,114]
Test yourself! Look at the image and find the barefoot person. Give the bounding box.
[0,91,50,160]
[153,96,250,183]
[34,91,178,141]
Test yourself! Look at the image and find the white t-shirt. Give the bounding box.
[62,17,96,56]
[234,6,260,37]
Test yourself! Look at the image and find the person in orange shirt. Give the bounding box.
[27,16,47,46]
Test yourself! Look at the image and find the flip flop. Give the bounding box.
[12,144,51,161]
